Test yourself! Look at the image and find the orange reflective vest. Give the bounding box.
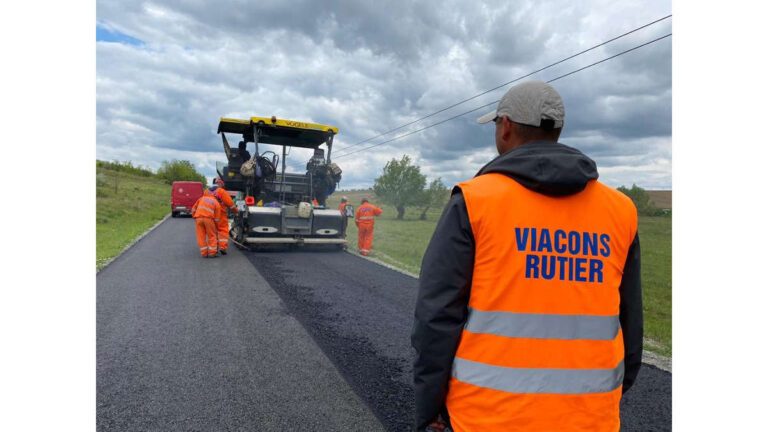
[446,174,637,432]
[355,202,382,227]
[191,194,221,220]
[213,187,236,218]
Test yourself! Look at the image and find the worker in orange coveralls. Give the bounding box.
[338,196,350,236]
[191,188,222,258]
[355,197,382,256]
[338,196,349,214]
[212,178,237,255]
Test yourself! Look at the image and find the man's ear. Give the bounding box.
[500,117,515,142]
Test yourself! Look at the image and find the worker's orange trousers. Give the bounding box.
[358,224,374,255]
[195,217,218,257]
[216,218,230,252]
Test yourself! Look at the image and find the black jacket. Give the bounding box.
[411,141,643,431]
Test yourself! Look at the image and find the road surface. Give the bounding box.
[98,218,671,431]
[97,218,384,431]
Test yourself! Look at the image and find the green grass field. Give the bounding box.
[96,166,171,270]
[329,191,672,356]
[637,216,672,356]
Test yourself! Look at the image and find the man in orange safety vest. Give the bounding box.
[338,196,349,214]
[412,81,643,432]
[191,188,222,258]
[354,197,382,256]
[338,196,350,236]
[212,178,237,255]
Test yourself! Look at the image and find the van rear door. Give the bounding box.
[171,181,204,215]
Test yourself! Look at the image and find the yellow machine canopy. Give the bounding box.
[217,116,339,149]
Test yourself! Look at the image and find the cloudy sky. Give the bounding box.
[96,0,672,190]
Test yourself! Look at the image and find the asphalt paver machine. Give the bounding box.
[216,116,346,249]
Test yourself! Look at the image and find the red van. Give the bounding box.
[171,181,204,217]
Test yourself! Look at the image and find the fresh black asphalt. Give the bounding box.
[98,217,671,431]
[97,218,384,431]
[246,249,672,432]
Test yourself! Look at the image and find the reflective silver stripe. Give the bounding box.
[199,247,207,251]
[452,357,624,394]
[358,216,374,220]
[466,308,619,340]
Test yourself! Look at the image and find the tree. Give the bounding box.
[617,183,662,216]
[373,155,426,220]
[418,178,449,220]
[156,160,207,185]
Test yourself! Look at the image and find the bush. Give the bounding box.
[96,160,154,177]
[156,160,207,185]
[617,184,665,216]
[418,178,449,220]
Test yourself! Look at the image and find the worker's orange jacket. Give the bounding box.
[355,202,382,227]
[191,191,221,220]
[444,174,637,431]
[213,187,236,219]
[338,202,349,216]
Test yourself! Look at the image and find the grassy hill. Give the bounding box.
[329,190,672,357]
[96,162,170,270]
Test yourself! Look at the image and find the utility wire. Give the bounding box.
[333,14,671,153]
[334,33,671,160]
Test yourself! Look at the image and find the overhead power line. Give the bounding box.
[334,33,671,160]
[333,14,672,153]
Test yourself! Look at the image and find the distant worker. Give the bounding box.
[338,196,350,235]
[191,188,222,258]
[338,196,349,214]
[412,81,643,432]
[212,178,237,255]
[355,197,382,256]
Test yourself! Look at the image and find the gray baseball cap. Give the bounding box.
[477,80,565,129]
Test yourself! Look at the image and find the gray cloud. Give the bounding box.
[97,0,672,190]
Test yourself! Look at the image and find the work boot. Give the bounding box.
[219,249,227,255]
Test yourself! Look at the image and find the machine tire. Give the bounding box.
[171,211,178,218]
